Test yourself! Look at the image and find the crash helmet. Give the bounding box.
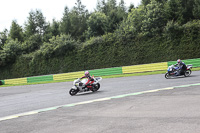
[177,59,182,64]
[84,71,90,77]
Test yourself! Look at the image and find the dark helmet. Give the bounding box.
[177,59,182,64]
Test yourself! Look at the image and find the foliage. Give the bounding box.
[32,34,76,60]
[1,0,200,79]
[9,20,24,42]
[21,34,42,53]
[24,9,47,38]
[85,12,109,38]
[193,0,200,19]
[60,0,89,41]
[96,0,127,33]
[141,0,167,37]
[0,39,22,66]
[0,29,8,50]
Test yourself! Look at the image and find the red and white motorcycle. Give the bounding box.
[69,77,102,96]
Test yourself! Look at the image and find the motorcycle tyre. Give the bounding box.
[69,88,78,96]
[184,70,191,77]
[92,83,100,92]
[165,73,170,79]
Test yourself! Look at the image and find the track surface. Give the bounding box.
[0,71,200,132]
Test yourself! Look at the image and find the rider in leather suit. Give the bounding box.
[80,71,94,86]
[175,59,187,76]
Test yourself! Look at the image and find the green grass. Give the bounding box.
[1,67,200,87]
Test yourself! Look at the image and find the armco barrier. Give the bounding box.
[1,58,200,85]
[122,62,168,74]
[27,75,53,83]
[4,78,27,85]
[89,67,123,76]
[53,71,84,81]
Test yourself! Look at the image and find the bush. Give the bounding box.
[0,39,22,66]
[32,34,77,60]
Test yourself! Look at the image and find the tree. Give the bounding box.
[142,0,151,6]
[165,0,181,22]
[96,0,127,33]
[9,20,24,42]
[0,39,22,66]
[193,0,200,19]
[43,23,53,42]
[107,0,117,11]
[117,0,127,19]
[60,0,89,41]
[119,5,145,37]
[21,34,42,53]
[180,0,195,23]
[60,6,71,34]
[51,19,60,37]
[128,3,135,12]
[85,12,109,38]
[24,9,47,38]
[0,29,8,50]
[33,34,76,59]
[155,0,168,3]
[165,0,195,24]
[43,19,60,42]
[141,0,167,36]
[71,0,89,41]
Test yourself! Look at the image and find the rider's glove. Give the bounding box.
[85,83,90,86]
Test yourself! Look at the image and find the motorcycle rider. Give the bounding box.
[80,71,94,87]
[175,59,187,76]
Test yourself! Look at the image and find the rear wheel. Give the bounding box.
[92,83,100,92]
[69,89,78,96]
[184,70,191,77]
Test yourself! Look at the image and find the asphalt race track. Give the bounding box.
[0,71,200,133]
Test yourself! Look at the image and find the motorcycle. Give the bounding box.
[165,64,192,79]
[69,77,102,96]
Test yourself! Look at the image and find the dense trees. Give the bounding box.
[0,0,200,79]
[60,0,89,41]
[0,29,8,50]
[24,9,47,37]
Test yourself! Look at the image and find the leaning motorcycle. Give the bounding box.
[69,77,102,96]
[165,64,192,79]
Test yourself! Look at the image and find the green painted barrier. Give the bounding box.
[168,58,200,67]
[89,67,123,76]
[27,75,53,83]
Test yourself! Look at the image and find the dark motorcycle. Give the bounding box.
[165,64,192,79]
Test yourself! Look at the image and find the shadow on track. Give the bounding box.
[72,90,104,96]
[164,74,199,80]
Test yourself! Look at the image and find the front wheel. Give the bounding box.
[69,89,78,96]
[184,70,191,77]
[165,73,170,79]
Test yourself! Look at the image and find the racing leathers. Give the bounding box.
[175,62,187,76]
[80,75,94,86]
